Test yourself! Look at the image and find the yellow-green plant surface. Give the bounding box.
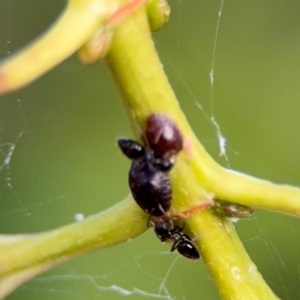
[0,0,300,299]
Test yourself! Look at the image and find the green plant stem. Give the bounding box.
[189,212,278,300]
[0,0,145,95]
[0,259,65,299]
[0,0,299,299]
[0,0,105,93]
[0,196,147,278]
[146,0,170,31]
[106,5,284,299]
[208,170,300,216]
[106,3,300,217]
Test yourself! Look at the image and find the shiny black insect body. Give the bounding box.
[118,139,173,217]
[118,113,183,217]
[154,220,200,260]
[118,114,198,258]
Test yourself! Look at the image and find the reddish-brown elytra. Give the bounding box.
[145,113,183,158]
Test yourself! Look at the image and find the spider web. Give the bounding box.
[1,0,300,299]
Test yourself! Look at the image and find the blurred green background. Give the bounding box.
[1,0,300,299]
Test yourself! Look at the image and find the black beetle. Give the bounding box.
[118,113,183,217]
[118,139,173,217]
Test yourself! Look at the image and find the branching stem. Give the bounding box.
[0,1,299,299]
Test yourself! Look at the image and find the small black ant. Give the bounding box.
[154,219,200,260]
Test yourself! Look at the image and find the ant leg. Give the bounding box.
[147,208,156,227]
[158,203,173,229]
[147,214,154,227]
[180,219,187,231]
